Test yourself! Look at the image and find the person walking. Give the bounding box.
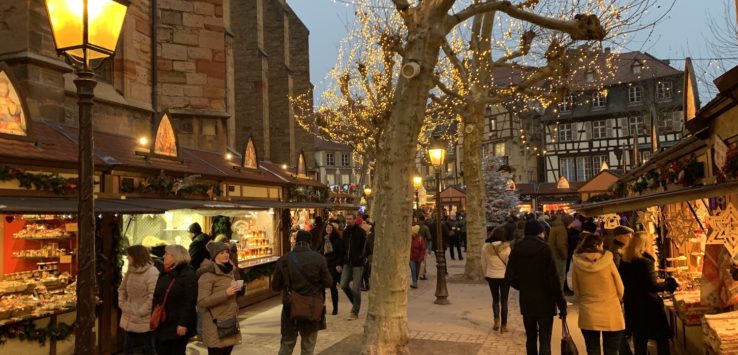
[340,213,367,320]
[152,245,197,355]
[119,245,159,354]
[272,231,333,355]
[547,215,569,292]
[417,215,432,279]
[481,227,511,333]
[448,213,463,260]
[309,216,325,252]
[197,242,242,355]
[188,222,212,269]
[619,231,678,355]
[361,222,374,291]
[571,233,625,355]
[321,223,345,315]
[506,219,567,355]
[609,226,635,355]
[409,225,427,289]
[564,215,579,296]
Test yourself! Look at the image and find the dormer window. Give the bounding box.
[631,62,642,75]
[558,95,573,113]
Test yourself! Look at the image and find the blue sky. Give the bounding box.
[288,0,732,101]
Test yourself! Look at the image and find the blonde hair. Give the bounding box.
[622,231,650,263]
[165,244,191,266]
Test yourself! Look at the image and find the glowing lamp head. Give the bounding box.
[281,164,288,170]
[138,136,147,146]
[412,175,422,188]
[428,140,446,168]
[44,0,129,61]
[363,187,372,197]
[225,152,233,161]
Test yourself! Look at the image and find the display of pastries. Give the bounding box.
[13,224,70,240]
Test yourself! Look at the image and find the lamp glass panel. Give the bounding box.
[413,176,422,187]
[428,148,446,167]
[45,0,127,60]
[45,0,84,51]
[88,0,127,53]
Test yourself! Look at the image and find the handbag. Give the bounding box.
[286,252,324,322]
[208,309,240,338]
[561,318,579,355]
[150,277,176,330]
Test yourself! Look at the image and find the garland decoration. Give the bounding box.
[288,185,330,203]
[120,170,221,198]
[0,165,78,195]
[240,262,277,283]
[0,321,75,345]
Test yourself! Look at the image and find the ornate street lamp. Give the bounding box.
[363,186,372,213]
[428,140,449,305]
[44,1,128,353]
[412,174,422,214]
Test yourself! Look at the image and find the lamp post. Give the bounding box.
[44,1,128,353]
[363,186,372,213]
[413,174,422,215]
[428,141,449,305]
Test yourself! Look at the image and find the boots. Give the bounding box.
[500,325,508,334]
[493,318,500,331]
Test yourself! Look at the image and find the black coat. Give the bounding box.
[619,253,672,340]
[505,235,566,317]
[188,233,211,269]
[342,225,367,267]
[322,232,345,268]
[427,219,449,250]
[310,223,325,252]
[152,264,197,340]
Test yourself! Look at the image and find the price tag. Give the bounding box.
[59,255,72,264]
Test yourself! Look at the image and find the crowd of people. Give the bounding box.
[481,211,679,355]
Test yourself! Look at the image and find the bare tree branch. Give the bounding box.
[441,39,469,80]
[432,76,464,100]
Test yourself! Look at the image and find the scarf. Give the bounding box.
[217,262,233,274]
[324,235,334,255]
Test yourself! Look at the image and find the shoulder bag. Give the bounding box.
[286,252,324,322]
[208,308,240,338]
[491,245,507,267]
[150,277,176,330]
[561,318,579,355]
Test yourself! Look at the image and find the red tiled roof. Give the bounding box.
[183,149,286,185]
[0,121,103,167]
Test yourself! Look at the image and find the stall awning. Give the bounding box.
[117,199,263,211]
[232,200,359,210]
[0,197,166,214]
[572,180,738,216]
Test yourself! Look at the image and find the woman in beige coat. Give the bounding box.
[118,245,160,355]
[572,232,625,355]
[198,242,242,355]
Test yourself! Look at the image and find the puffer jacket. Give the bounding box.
[481,241,510,279]
[572,251,625,331]
[547,219,568,260]
[410,235,426,262]
[118,263,159,333]
[197,259,242,348]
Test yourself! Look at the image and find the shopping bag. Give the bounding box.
[561,318,579,355]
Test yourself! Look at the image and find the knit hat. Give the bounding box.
[524,220,545,236]
[206,242,229,258]
[188,222,202,234]
[613,225,634,236]
[296,230,311,244]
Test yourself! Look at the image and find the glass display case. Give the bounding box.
[233,211,278,267]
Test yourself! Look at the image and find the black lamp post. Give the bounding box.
[428,140,449,305]
[44,1,128,353]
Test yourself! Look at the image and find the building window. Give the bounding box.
[341,153,349,167]
[656,81,672,101]
[592,120,607,139]
[640,151,651,164]
[592,155,608,173]
[658,111,682,132]
[494,142,505,157]
[632,62,642,75]
[489,117,497,132]
[585,71,595,83]
[558,123,573,141]
[628,115,646,135]
[327,174,335,185]
[560,157,576,181]
[558,95,573,113]
[341,174,349,184]
[592,92,606,109]
[575,155,609,181]
[326,153,335,166]
[628,86,643,104]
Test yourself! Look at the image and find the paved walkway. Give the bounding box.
[188,253,587,354]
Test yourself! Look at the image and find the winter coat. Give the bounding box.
[481,241,510,279]
[410,236,426,262]
[322,232,345,268]
[505,235,566,317]
[272,245,333,333]
[189,233,212,269]
[418,223,432,243]
[342,225,367,267]
[118,263,159,333]
[310,223,325,252]
[364,232,375,265]
[428,219,450,250]
[619,253,673,340]
[547,219,568,261]
[197,260,242,348]
[572,251,625,331]
[152,263,197,341]
[609,239,626,267]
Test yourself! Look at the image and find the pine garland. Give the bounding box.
[0,320,74,346]
[241,262,276,283]
[0,165,78,195]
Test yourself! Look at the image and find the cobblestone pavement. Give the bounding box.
[188,252,586,354]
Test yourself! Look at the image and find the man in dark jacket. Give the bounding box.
[187,222,211,269]
[309,216,325,252]
[340,213,367,320]
[272,231,332,355]
[506,220,567,355]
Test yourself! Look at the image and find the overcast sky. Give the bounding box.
[288,0,733,102]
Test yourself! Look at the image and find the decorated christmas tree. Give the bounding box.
[484,155,520,226]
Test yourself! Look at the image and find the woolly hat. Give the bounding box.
[524,220,545,236]
[613,225,634,236]
[296,230,312,243]
[206,242,229,258]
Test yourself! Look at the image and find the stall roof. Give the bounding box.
[0,197,165,214]
[0,121,103,167]
[572,180,738,216]
[233,199,359,210]
[259,161,326,188]
[117,199,263,211]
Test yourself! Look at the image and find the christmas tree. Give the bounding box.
[484,155,520,226]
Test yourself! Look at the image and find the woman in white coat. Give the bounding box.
[481,227,512,333]
[119,245,160,355]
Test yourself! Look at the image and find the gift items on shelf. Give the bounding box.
[232,217,274,262]
[703,311,738,354]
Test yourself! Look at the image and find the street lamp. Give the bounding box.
[363,187,372,213]
[428,140,449,305]
[412,174,422,214]
[44,1,128,353]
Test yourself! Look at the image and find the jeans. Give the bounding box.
[581,329,623,355]
[123,331,155,355]
[328,265,341,312]
[362,261,372,289]
[485,278,509,325]
[522,315,554,355]
[197,306,205,337]
[279,308,318,355]
[461,232,467,251]
[340,265,363,315]
[553,256,567,292]
[208,346,234,355]
[409,261,421,286]
[449,235,463,259]
[427,240,433,254]
[155,337,188,355]
[633,336,670,355]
